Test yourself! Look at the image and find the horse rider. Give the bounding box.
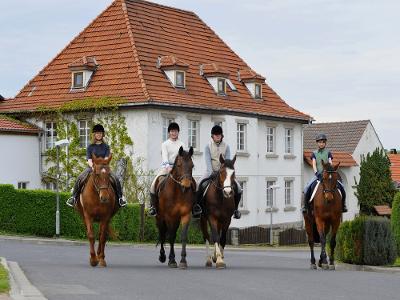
[193,125,242,219]
[148,122,201,217]
[301,133,347,213]
[66,124,127,208]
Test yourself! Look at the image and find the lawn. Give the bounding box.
[0,262,10,294]
[393,257,400,267]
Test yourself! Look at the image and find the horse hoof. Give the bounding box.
[205,260,213,268]
[90,258,99,267]
[159,254,166,263]
[216,262,226,269]
[168,261,178,268]
[321,264,329,270]
[99,259,107,267]
[310,264,317,270]
[329,264,335,270]
[179,262,187,269]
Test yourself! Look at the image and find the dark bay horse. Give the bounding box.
[76,154,119,267]
[154,146,195,268]
[200,154,236,269]
[303,161,342,270]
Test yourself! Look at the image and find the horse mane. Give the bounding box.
[324,163,335,172]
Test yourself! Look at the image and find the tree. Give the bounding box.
[354,148,396,215]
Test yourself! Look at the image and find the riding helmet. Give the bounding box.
[167,122,180,132]
[92,124,105,133]
[211,125,223,135]
[315,133,327,141]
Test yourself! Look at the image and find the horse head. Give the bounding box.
[171,146,194,190]
[92,153,113,203]
[321,160,340,202]
[218,154,236,198]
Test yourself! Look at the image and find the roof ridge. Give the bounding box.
[121,0,151,101]
[14,0,119,99]
[0,114,39,129]
[125,0,196,16]
[310,120,370,125]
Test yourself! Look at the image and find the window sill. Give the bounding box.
[239,209,250,215]
[265,153,279,159]
[193,151,203,156]
[284,154,297,159]
[236,151,250,157]
[265,207,279,213]
[284,206,296,212]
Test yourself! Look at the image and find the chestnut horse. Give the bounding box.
[303,161,342,270]
[76,154,119,267]
[200,154,236,269]
[155,146,195,268]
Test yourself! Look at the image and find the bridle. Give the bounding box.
[92,165,111,194]
[321,169,338,197]
[211,168,234,196]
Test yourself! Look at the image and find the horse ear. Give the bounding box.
[188,146,194,157]
[232,154,237,165]
[334,162,340,170]
[179,146,184,156]
[219,154,225,164]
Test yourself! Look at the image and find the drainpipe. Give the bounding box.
[38,132,43,177]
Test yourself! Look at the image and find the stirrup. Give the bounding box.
[66,196,76,207]
[118,197,127,207]
[148,206,157,217]
[233,210,241,219]
[192,204,202,218]
[342,205,348,213]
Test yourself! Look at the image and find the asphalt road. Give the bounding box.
[1,238,399,300]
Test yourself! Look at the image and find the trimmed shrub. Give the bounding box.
[0,184,205,244]
[391,192,400,254]
[336,216,396,265]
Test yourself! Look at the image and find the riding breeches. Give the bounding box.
[150,168,171,194]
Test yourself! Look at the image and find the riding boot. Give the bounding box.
[110,174,127,207]
[233,186,242,219]
[192,190,203,218]
[301,193,308,214]
[338,183,348,213]
[148,193,158,217]
[66,179,81,207]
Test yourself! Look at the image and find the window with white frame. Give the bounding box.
[285,128,293,154]
[162,117,175,141]
[266,126,275,154]
[45,182,56,191]
[237,123,246,151]
[18,182,28,189]
[72,72,84,89]
[79,120,90,148]
[266,180,276,207]
[175,70,185,88]
[285,180,293,206]
[217,78,226,95]
[45,122,57,150]
[214,121,223,127]
[255,83,262,99]
[188,119,199,150]
[238,180,247,209]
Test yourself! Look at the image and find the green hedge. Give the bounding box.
[391,192,400,254]
[0,184,204,243]
[336,216,397,265]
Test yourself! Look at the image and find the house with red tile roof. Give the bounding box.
[0,115,42,189]
[0,0,313,229]
[303,120,384,220]
[388,153,400,189]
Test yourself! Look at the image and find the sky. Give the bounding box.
[0,0,399,149]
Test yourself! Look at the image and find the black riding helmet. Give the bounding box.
[92,124,105,133]
[211,125,223,135]
[315,133,327,142]
[168,122,180,132]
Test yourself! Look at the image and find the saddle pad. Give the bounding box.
[156,175,168,195]
[309,181,320,203]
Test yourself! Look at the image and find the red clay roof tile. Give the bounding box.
[239,69,266,82]
[389,154,400,182]
[0,115,41,134]
[304,150,357,168]
[0,0,310,122]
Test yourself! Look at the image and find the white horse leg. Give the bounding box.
[215,242,225,269]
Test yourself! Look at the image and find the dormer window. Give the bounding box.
[238,69,266,99]
[175,70,185,88]
[255,83,262,99]
[73,72,84,89]
[217,78,226,95]
[157,55,189,89]
[68,56,98,90]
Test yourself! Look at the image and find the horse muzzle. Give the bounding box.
[180,178,192,189]
[223,187,233,198]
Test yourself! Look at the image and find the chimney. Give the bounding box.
[390,149,397,154]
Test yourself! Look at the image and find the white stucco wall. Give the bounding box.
[0,133,41,189]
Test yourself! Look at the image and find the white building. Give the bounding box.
[0,0,312,229]
[303,120,384,220]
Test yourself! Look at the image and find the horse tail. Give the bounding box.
[200,216,210,243]
[107,225,117,241]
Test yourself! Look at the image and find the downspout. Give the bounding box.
[38,132,43,180]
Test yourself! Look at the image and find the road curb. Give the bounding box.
[1,257,47,300]
[336,262,400,274]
